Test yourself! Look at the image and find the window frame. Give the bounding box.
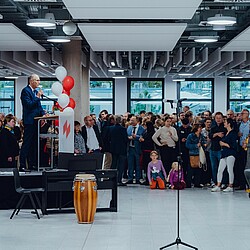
[227,78,250,111]
[127,78,165,114]
[0,78,15,115]
[177,78,214,114]
[90,78,115,114]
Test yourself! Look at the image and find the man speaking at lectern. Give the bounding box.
[19,74,44,171]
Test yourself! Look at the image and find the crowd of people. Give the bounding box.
[0,73,250,192]
[73,107,250,191]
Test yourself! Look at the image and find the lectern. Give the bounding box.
[35,115,59,171]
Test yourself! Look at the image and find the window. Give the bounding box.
[128,79,164,114]
[228,79,250,112]
[90,79,114,114]
[0,79,15,115]
[178,79,214,115]
[39,78,57,113]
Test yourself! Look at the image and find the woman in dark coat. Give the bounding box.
[0,114,20,168]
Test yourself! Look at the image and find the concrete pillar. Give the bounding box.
[115,78,127,114]
[81,62,90,118]
[15,76,28,119]
[63,40,90,123]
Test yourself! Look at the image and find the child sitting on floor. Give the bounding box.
[167,162,186,190]
[147,151,167,189]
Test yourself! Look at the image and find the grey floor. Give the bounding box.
[1,186,250,250]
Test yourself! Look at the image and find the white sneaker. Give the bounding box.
[223,187,233,192]
[211,186,221,192]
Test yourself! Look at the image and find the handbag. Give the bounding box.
[189,155,200,168]
[199,146,207,171]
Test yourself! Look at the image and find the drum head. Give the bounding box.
[75,174,96,181]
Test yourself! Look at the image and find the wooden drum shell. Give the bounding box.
[73,174,97,224]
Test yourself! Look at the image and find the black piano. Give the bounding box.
[42,153,118,214]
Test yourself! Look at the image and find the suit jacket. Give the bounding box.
[127,125,145,154]
[81,124,103,152]
[109,124,128,155]
[21,85,44,125]
[0,128,19,167]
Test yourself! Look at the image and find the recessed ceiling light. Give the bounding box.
[194,36,219,43]
[172,78,185,82]
[229,75,243,79]
[47,36,71,43]
[110,62,116,67]
[193,61,201,67]
[27,13,55,28]
[207,14,236,26]
[5,76,18,79]
[113,76,126,79]
[178,73,193,76]
[37,61,47,67]
[108,68,124,73]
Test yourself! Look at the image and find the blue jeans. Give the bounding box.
[209,150,221,184]
[127,147,141,181]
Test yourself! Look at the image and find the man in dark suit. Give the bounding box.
[109,115,128,186]
[127,116,145,184]
[81,115,103,153]
[19,74,44,171]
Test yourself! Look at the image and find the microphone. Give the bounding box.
[162,98,187,103]
[42,94,56,103]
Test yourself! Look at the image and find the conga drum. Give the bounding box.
[73,174,98,224]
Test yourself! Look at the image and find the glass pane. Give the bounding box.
[180,80,212,99]
[0,80,14,98]
[130,80,163,99]
[130,100,162,114]
[41,100,54,114]
[90,80,113,99]
[229,80,250,99]
[40,80,58,99]
[90,100,113,114]
[229,101,250,113]
[0,100,14,114]
[182,101,212,116]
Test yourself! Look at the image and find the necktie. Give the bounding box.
[131,126,136,146]
[33,89,37,96]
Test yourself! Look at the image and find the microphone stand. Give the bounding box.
[160,100,198,250]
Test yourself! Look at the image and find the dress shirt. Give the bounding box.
[86,126,100,150]
[129,124,139,147]
[239,120,250,146]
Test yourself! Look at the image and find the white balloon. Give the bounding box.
[55,66,67,82]
[63,21,77,36]
[63,107,74,115]
[51,81,63,97]
[58,93,69,109]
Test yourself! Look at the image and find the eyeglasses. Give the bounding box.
[241,112,248,115]
[86,119,93,121]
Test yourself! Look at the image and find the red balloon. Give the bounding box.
[62,89,70,96]
[68,98,76,109]
[54,120,59,126]
[63,76,74,91]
